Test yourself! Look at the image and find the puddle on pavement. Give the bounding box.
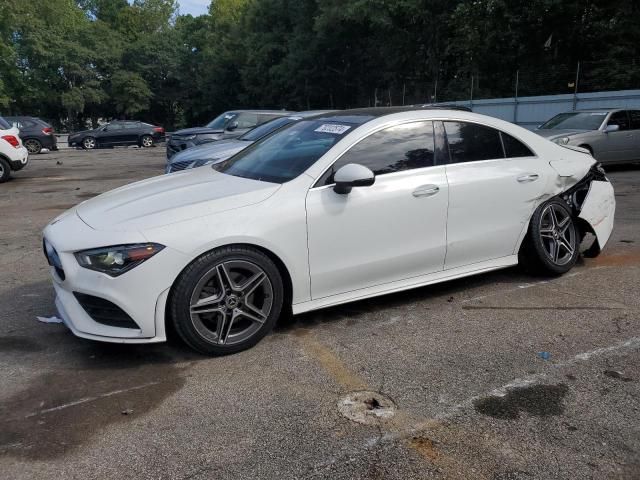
[0,344,192,460]
[473,383,568,420]
[338,391,397,425]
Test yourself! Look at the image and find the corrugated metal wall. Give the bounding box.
[445,89,640,130]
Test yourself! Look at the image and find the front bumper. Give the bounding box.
[42,211,189,343]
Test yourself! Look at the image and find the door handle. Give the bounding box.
[517,173,539,183]
[412,185,440,197]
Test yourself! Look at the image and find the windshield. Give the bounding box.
[239,117,296,142]
[539,112,607,130]
[0,116,11,130]
[205,112,238,129]
[213,120,355,183]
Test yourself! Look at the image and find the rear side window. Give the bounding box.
[629,111,640,130]
[0,116,10,129]
[501,132,534,158]
[124,122,140,129]
[444,121,504,163]
[320,121,435,185]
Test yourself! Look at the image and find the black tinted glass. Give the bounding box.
[0,116,10,129]
[629,111,640,130]
[444,122,504,163]
[607,111,629,131]
[321,121,435,185]
[214,120,353,183]
[240,117,294,141]
[501,132,534,158]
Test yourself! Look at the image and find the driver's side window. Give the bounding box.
[319,121,435,186]
[607,111,630,131]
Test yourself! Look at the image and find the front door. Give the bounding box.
[597,111,635,163]
[306,121,448,300]
[443,121,549,269]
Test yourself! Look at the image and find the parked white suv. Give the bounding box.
[0,115,29,182]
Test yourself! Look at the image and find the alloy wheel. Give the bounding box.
[539,204,576,266]
[24,139,41,154]
[141,136,153,147]
[189,260,273,346]
[83,137,96,149]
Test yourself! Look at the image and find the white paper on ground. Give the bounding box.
[36,316,63,324]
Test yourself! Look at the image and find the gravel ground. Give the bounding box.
[0,148,638,479]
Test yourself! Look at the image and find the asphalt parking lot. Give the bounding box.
[0,148,638,479]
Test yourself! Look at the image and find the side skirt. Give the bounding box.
[292,255,518,315]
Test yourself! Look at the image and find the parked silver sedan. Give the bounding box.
[536,108,640,164]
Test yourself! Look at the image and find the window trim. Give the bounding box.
[310,119,439,189]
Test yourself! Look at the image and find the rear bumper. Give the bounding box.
[9,147,28,170]
[578,180,615,250]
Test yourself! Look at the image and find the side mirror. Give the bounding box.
[604,124,619,133]
[226,121,239,132]
[333,163,375,194]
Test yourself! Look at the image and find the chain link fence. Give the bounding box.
[366,59,640,107]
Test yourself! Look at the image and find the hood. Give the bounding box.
[535,129,591,140]
[172,126,223,136]
[76,169,280,231]
[168,139,250,164]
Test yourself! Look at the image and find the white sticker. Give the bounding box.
[314,124,351,134]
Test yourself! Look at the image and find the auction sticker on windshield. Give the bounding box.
[315,124,351,134]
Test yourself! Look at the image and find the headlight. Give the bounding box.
[552,136,570,145]
[75,243,165,277]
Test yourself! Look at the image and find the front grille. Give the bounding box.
[73,292,141,330]
[168,160,192,172]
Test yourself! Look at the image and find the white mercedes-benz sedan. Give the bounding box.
[43,108,615,355]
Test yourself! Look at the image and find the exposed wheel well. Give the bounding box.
[578,144,593,155]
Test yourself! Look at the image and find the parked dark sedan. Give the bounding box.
[68,120,165,149]
[5,116,57,154]
[167,109,294,159]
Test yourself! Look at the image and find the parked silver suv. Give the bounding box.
[536,108,640,164]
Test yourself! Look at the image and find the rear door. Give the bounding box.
[443,121,547,270]
[122,121,142,145]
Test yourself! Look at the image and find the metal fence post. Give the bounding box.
[514,70,519,124]
[572,62,580,111]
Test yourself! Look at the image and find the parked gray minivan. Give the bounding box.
[536,108,640,164]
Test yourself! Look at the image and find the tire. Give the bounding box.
[24,138,42,154]
[82,136,96,150]
[519,198,579,276]
[0,157,10,183]
[140,135,154,148]
[169,246,284,355]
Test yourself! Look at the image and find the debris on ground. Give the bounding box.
[36,316,63,324]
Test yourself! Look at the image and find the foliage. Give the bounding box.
[0,0,637,130]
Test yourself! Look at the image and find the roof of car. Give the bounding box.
[574,108,622,112]
[305,106,468,124]
[227,110,296,115]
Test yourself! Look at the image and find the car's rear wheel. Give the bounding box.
[82,137,96,149]
[519,198,579,275]
[169,246,284,355]
[0,158,11,183]
[24,138,42,154]
[140,135,154,148]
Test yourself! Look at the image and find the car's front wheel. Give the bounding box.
[24,138,42,154]
[519,198,579,275]
[82,136,96,149]
[169,246,284,355]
